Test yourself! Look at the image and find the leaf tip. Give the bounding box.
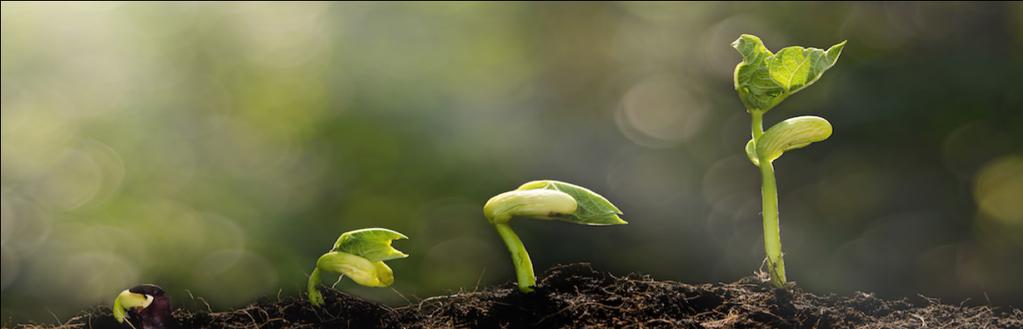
[827,40,847,62]
[732,34,770,61]
[733,34,762,46]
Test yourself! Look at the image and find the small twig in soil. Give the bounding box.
[44,311,60,326]
[186,289,213,313]
[911,313,927,327]
[389,288,411,304]
[474,267,486,292]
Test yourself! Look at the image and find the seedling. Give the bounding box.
[732,34,846,287]
[484,180,626,293]
[306,228,409,306]
[113,284,174,329]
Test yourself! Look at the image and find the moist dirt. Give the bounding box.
[8,264,1021,328]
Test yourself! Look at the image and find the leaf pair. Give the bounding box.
[484,180,627,226]
[733,34,846,113]
[332,228,409,262]
[308,228,408,306]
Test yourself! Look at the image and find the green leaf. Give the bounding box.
[732,35,785,112]
[767,42,846,93]
[732,34,846,113]
[332,228,408,262]
[755,116,833,163]
[517,180,627,225]
[733,34,772,65]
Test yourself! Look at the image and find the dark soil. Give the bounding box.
[10,264,1022,328]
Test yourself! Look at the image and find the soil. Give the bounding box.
[9,263,1022,329]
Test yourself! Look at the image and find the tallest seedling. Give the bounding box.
[732,34,846,287]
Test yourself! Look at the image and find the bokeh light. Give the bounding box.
[974,156,1023,225]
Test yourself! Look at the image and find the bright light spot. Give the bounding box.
[616,75,708,148]
[34,252,139,305]
[1,107,77,180]
[942,122,1011,179]
[232,3,331,68]
[0,192,52,256]
[974,155,1023,224]
[30,147,104,211]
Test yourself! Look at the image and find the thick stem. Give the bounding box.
[494,223,536,292]
[758,158,787,287]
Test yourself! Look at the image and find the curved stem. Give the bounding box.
[113,295,128,323]
[758,158,787,287]
[307,267,325,306]
[494,223,535,292]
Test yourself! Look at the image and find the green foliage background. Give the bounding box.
[2,2,1022,322]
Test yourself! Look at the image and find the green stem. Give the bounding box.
[751,111,764,139]
[752,110,785,287]
[758,158,787,287]
[307,267,325,306]
[494,223,536,292]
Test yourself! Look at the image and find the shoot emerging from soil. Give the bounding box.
[307,228,408,306]
[484,180,626,293]
[112,284,172,328]
[732,34,845,287]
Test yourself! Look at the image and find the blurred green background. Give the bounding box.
[2,2,1022,323]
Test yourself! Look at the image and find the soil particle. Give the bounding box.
[9,263,1021,328]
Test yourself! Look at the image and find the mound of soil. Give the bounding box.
[10,263,1022,328]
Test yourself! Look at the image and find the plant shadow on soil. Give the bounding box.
[10,263,1022,329]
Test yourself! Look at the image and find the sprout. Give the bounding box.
[113,289,152,324]
[113,284,174,328]
[732,34,845,287]
[306,228,409,306]
[484,180,626,293]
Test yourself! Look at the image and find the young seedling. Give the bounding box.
[112,284,174,329]
[306,228,409,306]
[732,34,846,287]
[484,180,626,293]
